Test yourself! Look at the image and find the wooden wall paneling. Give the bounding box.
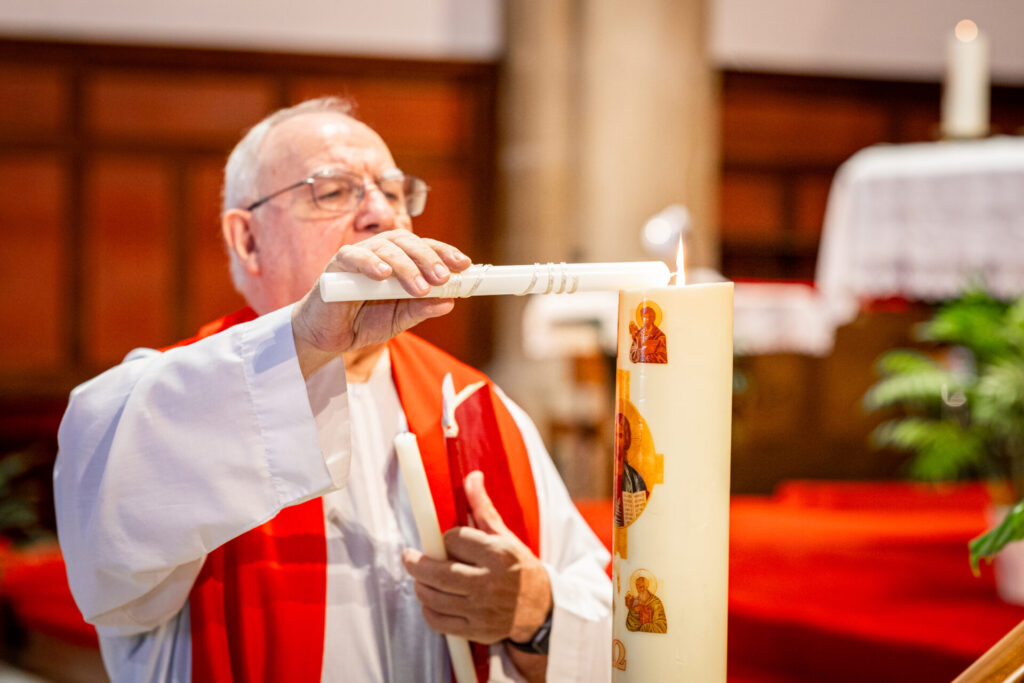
[720,238,819,282]
[289,75,476,156]
[991,90,1024,136]
[793,173,833,238]
[86,71,278,146]
[890,100,942,143]
[83,155,175,368]
[0,39,498,454]
[731,353,819,492]
[0,64,68,139]
[185,156,246,333]
[0,154,66,372]
[412,165,474,256]
[719,171,785,238]
[721,88,891,166]
[168,159,189,339]
[819,309,930,440]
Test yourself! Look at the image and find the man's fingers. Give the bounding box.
[420,237,472,273]
[464,470,509,536]
[416,585,509,644]
[443,526,527,574]
[371,229,457,292]
[420,606,471,638]
[395,298,456,329]
[293,231,468,364]
[387,231,455,285]
[366,238,430,296]
[329,231,454,296]
[404,529,547,645]
[329,243,393,280]
[413,580,471,615]
[401,547,480,595]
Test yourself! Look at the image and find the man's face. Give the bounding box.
[248,112,412,310]
[642,307,656,326]
[636,577,648,593]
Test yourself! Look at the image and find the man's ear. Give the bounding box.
[222,209,260,276]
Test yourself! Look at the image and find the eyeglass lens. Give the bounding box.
[310,174,427,217]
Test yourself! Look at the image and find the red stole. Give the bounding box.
[177,309,539,682]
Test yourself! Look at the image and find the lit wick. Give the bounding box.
[672,236,686,286]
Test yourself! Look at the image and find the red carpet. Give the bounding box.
[579,481,1024,682]
[3,481,1022,681]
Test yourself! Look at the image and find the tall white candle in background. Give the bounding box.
[941,19,990,139]
[611,241,733,681]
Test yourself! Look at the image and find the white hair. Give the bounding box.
[221,96,356,288]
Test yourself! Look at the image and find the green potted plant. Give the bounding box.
[0,446,52,547]
[863,289,1024,597]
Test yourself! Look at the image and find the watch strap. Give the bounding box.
[505,607,553,656]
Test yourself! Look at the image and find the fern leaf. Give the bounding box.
[873,349,939,376]
[863,370,960,411]
[922,293,1013,362]
[872,419,986,481]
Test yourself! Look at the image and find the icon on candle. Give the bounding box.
[614,412,650,528]
[629,301,668,364]
[613,370,665,559]
[612,639,627,671]
[625,569,668,634]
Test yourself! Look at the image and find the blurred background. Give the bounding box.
[1,0,1024,681]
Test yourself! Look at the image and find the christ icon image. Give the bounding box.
[613,412,649,527]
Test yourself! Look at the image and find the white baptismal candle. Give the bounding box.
[320,261,670,302]
[394,430,477,683]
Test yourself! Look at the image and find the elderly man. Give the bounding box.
[54,97,611,682]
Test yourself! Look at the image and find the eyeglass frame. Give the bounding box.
[245,167,430,217]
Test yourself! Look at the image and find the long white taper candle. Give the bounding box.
[394,428,477,683]
[320,261,671,302]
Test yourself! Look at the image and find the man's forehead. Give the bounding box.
[270,110,360,142]
[259,112,393,176]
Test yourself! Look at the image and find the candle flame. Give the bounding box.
[955,19,978,42]
[674,237,686,286]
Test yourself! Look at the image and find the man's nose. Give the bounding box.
[352,184,398,233]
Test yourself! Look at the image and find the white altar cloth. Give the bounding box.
[816,136,1024,331]
[522,137,1024,358]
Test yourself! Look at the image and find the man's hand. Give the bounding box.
[291,230,470,378]
[401,471,553,645]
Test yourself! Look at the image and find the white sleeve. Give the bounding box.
[53,305,350,635]
[488,392,613,683]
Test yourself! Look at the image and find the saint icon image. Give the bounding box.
[629,301,667,364]
[614,412,648,527]
[625,569,667,634]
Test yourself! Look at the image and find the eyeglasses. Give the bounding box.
[246,168,429,217]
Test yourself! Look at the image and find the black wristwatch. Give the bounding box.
[505,607,553,655]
